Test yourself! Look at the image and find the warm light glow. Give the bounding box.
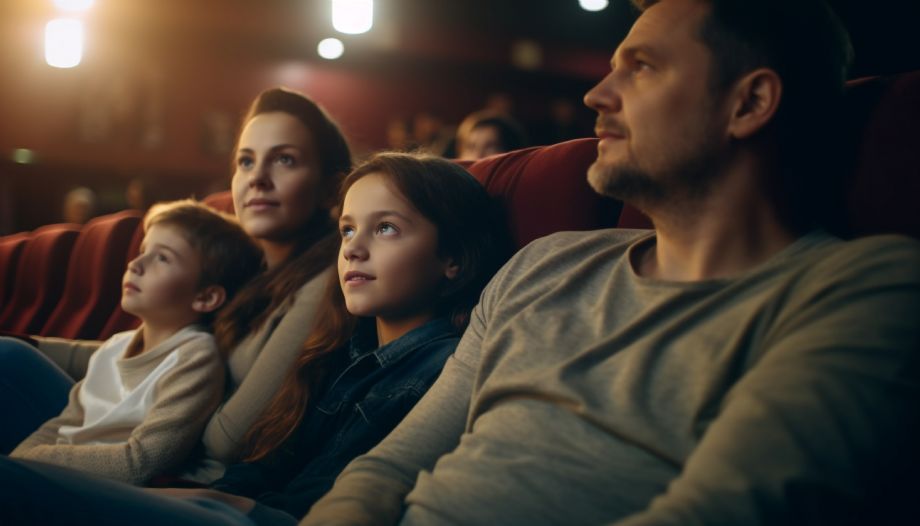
[579,0,609,11]
[45,19,83,68]
[318,38,345,60]
[53,0,94,12]
[332,0,373,35]
[12,149,36,164]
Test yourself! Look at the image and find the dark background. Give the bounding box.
[0,0,917,232]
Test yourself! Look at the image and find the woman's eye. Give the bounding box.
[236,156,254,169]
[340,226,355,239]
[276,154,296,166]
[376,222,398,235]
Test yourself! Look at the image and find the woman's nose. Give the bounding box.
[248,159,272,188]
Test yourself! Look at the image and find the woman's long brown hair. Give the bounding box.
[241,152,510,461]
[213,87,352,355]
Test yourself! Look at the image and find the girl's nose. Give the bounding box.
[342,238,369,261]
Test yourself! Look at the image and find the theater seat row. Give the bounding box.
[0,70,917,341]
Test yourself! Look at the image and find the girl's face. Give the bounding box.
[338,173,458,322]
[231,112,327,244]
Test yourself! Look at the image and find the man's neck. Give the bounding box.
[638,161,799,281]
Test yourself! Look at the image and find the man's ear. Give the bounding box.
[443,258,460,281]
[727,68,782,140]
[192,285,227,314]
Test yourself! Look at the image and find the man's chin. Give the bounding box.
[587,161,663,205]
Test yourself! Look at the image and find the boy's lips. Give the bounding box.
[123,282,140,293]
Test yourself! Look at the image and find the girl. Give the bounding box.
[0,87,351,477]
[0,152,509,526]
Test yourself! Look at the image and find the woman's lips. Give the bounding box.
[244,198,280,211]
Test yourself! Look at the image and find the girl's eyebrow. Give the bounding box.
[339,210,414,224]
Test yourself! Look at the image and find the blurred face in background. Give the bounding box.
[459,124,505,161]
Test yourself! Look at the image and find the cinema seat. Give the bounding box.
[0,224,80,334]
[97,225,144,339]
[0,233,28,311]
[39,210,143,339]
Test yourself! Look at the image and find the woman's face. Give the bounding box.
[337,173,458,322]
[231,111,328,243]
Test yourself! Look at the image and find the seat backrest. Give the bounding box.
[97,225,144,339]
[0,233,29,310]
[39,210,143,339]
[0,224,80,334]
[842,70,920,238]
[462,139,627,249]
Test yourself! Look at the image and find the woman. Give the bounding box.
[0,87,351,478]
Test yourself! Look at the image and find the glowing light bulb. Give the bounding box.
[579,0,609,12]
[45,19,83,68]
[53,0,94,12]
[332,0,373,35]
[318,38,345,60]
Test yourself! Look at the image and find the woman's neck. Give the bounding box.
[260,240,295,270]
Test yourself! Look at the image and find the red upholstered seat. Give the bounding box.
[462,139,629,249]
[0,224,81,334]
[97,225,144,339]
[0,233,29,311]
[39,210,143,339]
[203,191,235,214]
[843,71,920,239]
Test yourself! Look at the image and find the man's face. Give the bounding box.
[584,0,730,208]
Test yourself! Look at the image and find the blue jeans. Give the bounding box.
[0,457,257,525]
[0,337,74,454]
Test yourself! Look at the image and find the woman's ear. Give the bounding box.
[192,285,227,314]
[443,259,460,280]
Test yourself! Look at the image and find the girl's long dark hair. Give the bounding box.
[213,87,352,354]
[242,152,510,461]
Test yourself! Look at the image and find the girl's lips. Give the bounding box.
[343,271,375,283]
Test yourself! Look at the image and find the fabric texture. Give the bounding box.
[11,325,224,485]
[213,317,460,522]
[303,229,920,526]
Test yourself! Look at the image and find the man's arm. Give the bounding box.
[616,243,920,526]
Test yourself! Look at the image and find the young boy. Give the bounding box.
[9,200,262,486]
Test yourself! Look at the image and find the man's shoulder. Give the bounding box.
[807,233,920,280]
[515,228,650,263]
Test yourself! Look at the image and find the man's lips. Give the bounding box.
[343,271,375,283]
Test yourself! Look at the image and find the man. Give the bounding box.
[302,0,920,524]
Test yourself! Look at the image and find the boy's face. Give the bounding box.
[121,223,204,328]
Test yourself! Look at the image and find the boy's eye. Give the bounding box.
[156,253,169,263]
[340,225,355,239]
[376,222,398,236]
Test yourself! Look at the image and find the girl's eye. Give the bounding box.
[376,222,398,236]
[340,226,355,239]
[236,155,254,169]
[156,253,169,263]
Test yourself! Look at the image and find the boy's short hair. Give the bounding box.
[143,199,263,304]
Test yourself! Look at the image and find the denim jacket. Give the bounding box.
[211,317,460,522]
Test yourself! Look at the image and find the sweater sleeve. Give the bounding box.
[202,268,332,463]
[10,340,225,486]
[614,241,920,526]
[301,301,489,525]
[34,337,103,381]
